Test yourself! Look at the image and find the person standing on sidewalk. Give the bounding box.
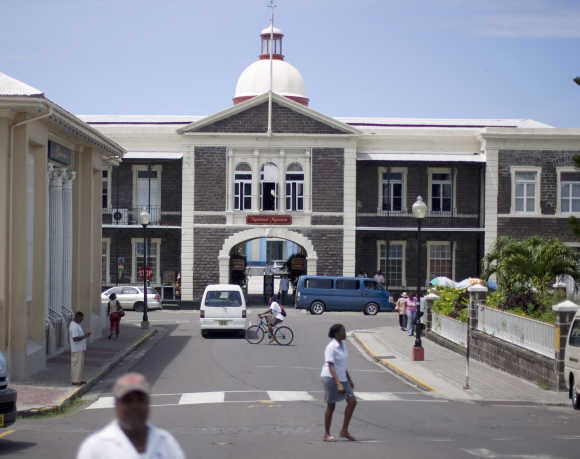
[395,292,408,331]
[406,296,418,336]
[69,312,90,386]
[107,293,124,340]
[321,323,357,442]
[279,274,289,305]
[77,372,185,459]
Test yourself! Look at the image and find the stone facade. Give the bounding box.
[312,148,344,213]
[194,147,227,212]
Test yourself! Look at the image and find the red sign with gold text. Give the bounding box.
[246,215,292,225]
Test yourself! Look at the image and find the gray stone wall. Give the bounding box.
[312,148,344,213]
[194,215,227,225]
[311,215,343,226]
[194,147,226,212]
[197,101,345,134]
[498,218,577,241]
[307,229,343,276]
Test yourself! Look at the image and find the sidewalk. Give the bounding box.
[351,325,570,406]
[12,323,157,415]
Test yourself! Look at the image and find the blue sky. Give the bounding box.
[3,0,580,127]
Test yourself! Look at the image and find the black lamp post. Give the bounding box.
[574,77,580,86]
[140,208,150,329]
[412,195,427,359]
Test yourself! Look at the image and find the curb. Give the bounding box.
[18,328,158,417]
[351,332,436,393]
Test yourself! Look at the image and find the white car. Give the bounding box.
[101,285,162,312]
[200,284,247,337]
[0,351,17,428]
[565,309,580,409]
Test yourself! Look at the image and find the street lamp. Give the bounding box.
[140,208,150,329]
[412,195,427,360]
[574,77,580,86]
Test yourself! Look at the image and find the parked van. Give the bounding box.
[200,284,248,337]
[565,309,580,409]
[295,275,393,315]
[0,351,17,428]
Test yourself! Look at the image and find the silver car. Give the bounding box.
[101,285,162,312]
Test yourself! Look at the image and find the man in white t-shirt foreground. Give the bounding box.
[77,372,185,459]
[69,312,90,385]
[259,297,285,343]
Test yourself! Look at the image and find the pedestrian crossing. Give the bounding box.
[86,390,444,410]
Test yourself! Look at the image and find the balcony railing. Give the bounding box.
[102,207,181,227]
[376,208,474,218]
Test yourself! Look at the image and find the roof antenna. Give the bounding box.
[267,0,276,136]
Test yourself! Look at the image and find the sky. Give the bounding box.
[2,0,580,127]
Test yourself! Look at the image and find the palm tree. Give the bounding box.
[482,236,579,295]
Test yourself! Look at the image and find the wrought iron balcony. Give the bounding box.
[102,207,181,227]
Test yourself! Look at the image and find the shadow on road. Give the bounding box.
[0,439,36,455]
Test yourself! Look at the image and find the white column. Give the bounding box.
[48,165,64,318]
[279,150,286,212]
[62,170,76,317]
[252,150,260,211]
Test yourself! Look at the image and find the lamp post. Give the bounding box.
[140,208,150,329]
[574,77,580,86]
[412,195,427,360]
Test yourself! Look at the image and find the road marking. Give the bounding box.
[179,392,225,405]
[86,396,115,410]
[355,392,400,401]
[267,391,315,401]
[0,429,16,439]
[463,448,560,458]
[255,364,384,373]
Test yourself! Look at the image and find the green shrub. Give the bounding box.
[433,287,469,323]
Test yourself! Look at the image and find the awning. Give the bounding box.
[123,152,183,160]
[357,152,485,163]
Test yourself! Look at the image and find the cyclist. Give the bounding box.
[258,297,285,343]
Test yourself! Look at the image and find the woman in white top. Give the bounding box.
[320,323,357,442]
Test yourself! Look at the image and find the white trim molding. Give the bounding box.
[377,166,407,214]
[376,240,407,288]
[102,237,111,285]
[556,166,580,216]
[130,237,161,284]
[427,167,457,215]
[426,241,456,283]
[510,166,542,216]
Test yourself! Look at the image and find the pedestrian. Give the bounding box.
[395,292,408,331]
[279,274,289,305]
[77,372,185,459]
[321,323,357,442]
[373,271,385,285]
[69,311,90,386]
[258,297,285,343]
[107,293,124,340]
[406,296,418,336]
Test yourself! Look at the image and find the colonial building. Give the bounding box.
[0,73,124,378]
[85,25,580,306]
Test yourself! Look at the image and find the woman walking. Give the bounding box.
[321,323,357,442]
[406,296,418,336]
[107,293,124,339]
[395,292,408,331]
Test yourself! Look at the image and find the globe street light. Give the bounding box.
[140,208,150,330]
[412,195,427,360]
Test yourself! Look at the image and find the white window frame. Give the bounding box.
[428,167,455,215]
[376,240,407,288]
[557,166,580,216]
[131,237,161,284]
[426,241,455,283]
[132,164,162,212]
[510,166,541,215]
[285,162,305,212]
[234,162,253,211]
[377,167,407,214]
[102,237,111,285]
[102,166,112,209]
[259,162,280,212]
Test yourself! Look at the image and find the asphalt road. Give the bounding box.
[1,309,579,458]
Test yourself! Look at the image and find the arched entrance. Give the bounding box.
[218,228,318,286]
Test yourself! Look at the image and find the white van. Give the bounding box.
[565,309,580,409]
[200,284,247,337]
[0,351,17,428]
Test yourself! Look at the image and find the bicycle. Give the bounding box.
[245,317,294,345]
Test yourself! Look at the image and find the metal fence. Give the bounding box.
[476,306,554,358]
[432,312,467,347]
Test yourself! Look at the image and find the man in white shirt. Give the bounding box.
[259,297,285,343]
[69,312,90,385]
[279,275,290,305]
[77,372,185,459]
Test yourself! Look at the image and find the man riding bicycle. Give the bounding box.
[259,297,285,343]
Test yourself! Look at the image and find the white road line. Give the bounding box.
[355,392,401,401]
[267,391,315,401]
[179,392,225,405]
[86,397,115,410]
[255,365,384,373]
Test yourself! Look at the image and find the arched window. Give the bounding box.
[260,163,279,211]
[234,163,252,210]
[285,162,304,211]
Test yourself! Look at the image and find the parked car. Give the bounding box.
[200,284,247,337]
[268,260,288,275]
[295,275,394,315]
[101,285,162,312]
[565,308,580,409]
[0,351,17,428]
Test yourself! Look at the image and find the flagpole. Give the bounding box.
[267,1,275,136]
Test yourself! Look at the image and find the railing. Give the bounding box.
[432,312,467,347]
[102,207,181,226]
[376,208,478,218]
[477,306,554,358]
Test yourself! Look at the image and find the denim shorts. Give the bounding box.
[321,377,355,403]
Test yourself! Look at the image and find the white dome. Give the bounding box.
[261,25,282,35]
[234,59,307,99]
